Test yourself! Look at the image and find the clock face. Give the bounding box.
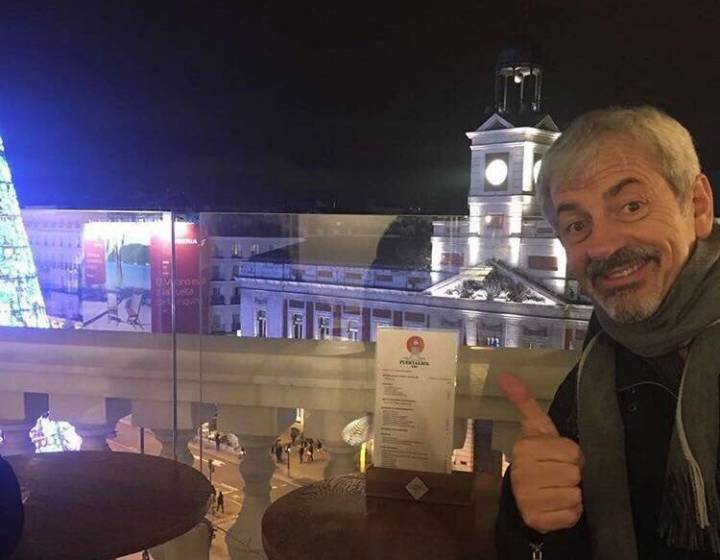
[533,159,542,184]
[485,158,508,186]
[0,158,11,183]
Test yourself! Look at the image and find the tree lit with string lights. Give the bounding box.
[0,137,49,328]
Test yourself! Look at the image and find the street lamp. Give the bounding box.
[285,444,291,476]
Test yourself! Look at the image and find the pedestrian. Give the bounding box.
[141,551,150,560]
[217,491,225,513]
[210,485,217,512]
[275,442,283,464]
[307,442,314,462]
[496,106,720,558]
[316,439,322,453]
[298,443,305,463]
[214,432,221,451]
[290,426,299,446]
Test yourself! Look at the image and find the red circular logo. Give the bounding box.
[406,336,424,355]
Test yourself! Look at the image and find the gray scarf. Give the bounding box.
[578,221,720,559]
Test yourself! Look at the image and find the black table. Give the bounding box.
[262,472,500,560]
[6,451,211,560]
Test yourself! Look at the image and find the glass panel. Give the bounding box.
[1,206,589,558]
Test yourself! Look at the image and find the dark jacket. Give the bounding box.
[495,316,720,559]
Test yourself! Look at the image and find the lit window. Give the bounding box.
[256,309,267,338]
[346,320,359,341]
[486,336,502,348]
[484,215,504,229]
[318,316,331,340]
[533,159,542,184]
[291,313,304,339]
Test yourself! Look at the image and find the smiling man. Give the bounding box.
[495,106,720,559]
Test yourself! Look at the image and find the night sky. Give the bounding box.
[1,2,719,213]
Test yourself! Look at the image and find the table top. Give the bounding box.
[262,472,501,560]
[6,451,211,560]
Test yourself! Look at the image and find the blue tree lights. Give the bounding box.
[0,136,49,328]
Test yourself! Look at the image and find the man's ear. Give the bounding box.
[691,173,715,239]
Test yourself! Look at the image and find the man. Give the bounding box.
[495,106,719,559]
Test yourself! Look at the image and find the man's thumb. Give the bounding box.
[498,372,559,437]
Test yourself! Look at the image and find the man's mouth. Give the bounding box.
[593,260,651,290]
[604,261,645,279]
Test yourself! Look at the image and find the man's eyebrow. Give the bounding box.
[555,178,639,217]
[556,201,581,216]
[603,177,638,199]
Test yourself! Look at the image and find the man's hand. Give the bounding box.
[498,372,584,533]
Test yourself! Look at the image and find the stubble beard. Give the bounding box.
[586,282,663,324]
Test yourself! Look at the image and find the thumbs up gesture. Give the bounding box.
[498,372,585,533]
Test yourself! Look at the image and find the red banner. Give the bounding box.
[83,239,106,285]
[150,223,202,333]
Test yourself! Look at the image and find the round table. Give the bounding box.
[262,472,500,560]
[6,451,211,560]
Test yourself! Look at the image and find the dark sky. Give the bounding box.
[1,1,719,213]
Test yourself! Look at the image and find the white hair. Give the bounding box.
[537,106,701,228]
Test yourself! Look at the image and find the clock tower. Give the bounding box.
[432,37,573,299]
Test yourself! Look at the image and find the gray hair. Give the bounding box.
[536,106,701,228]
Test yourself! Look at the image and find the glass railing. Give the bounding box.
[0,209,591,559]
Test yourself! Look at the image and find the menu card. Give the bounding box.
[373,327,458,474]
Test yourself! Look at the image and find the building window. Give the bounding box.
[211,287,224,305]
[404,312,425,324]
[440,252,464,266]
[232,264,240,278]
[211,313,223,333]
[256,310,267,338]
[484,215,504,229]
[250,243,259,256]
[318,316,331,340]
[346,320,359,341]
[232,242,241,258]
[527,256,558,271]
[291,313,304,339]
[212,265,222,280]
[486,336,502,348]
[231,313,241,333]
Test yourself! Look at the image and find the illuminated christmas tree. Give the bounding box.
[0,136,49,328]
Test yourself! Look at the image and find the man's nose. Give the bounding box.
[585,218,626,261]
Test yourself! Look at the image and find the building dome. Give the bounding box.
[495,36,542,70]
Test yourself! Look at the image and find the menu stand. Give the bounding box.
[366,465,474,506]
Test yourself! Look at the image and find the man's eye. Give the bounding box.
[565,221,585,234]
[624,201,644,213]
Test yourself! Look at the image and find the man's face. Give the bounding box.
[551,135,705,323]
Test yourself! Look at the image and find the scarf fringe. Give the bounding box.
[659,469,720,553]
